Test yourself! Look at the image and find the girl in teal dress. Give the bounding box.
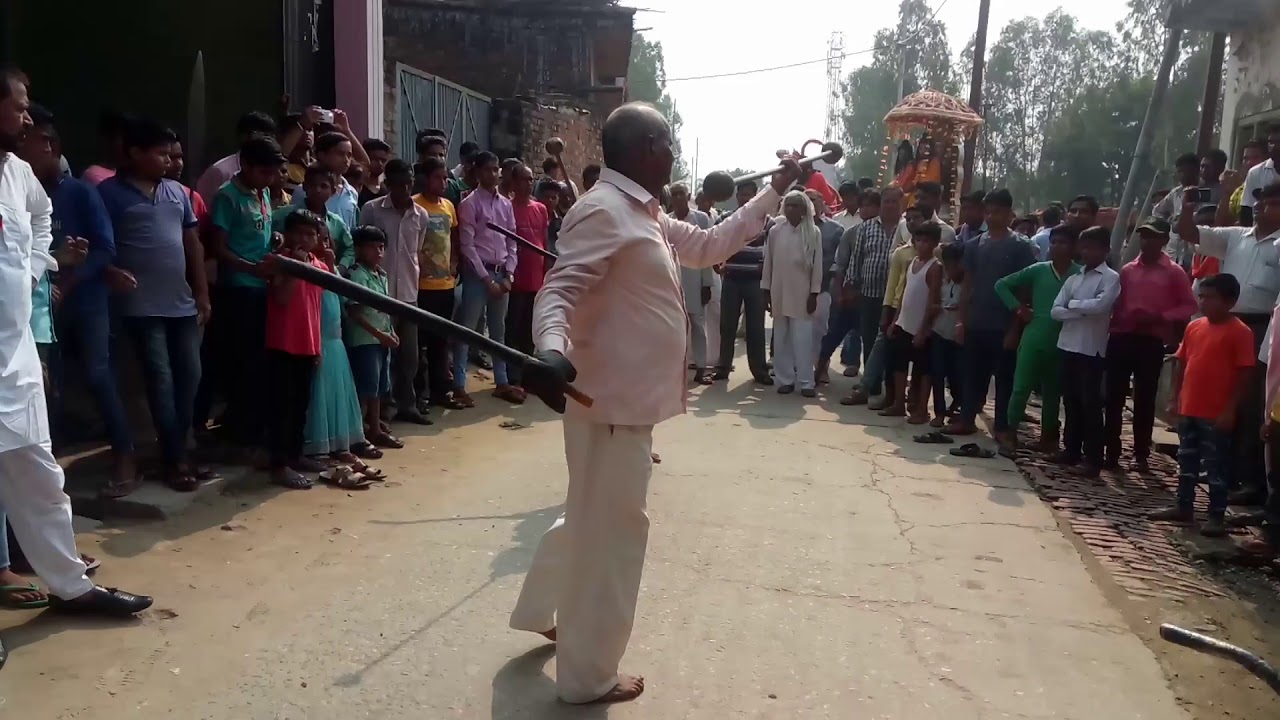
[304,243,383,484]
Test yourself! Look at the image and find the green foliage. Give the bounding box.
[627,32,689,180]
[840,0,1215,209]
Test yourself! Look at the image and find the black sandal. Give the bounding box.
[351,442,384,459]
[949,443,996,459]
[271,469,313,490]
[913,431,953,444]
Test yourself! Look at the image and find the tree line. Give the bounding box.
[842,0,1212,211]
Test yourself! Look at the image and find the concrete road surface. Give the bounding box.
[0,378,1188,719]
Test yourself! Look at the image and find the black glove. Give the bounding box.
[521,350,578,414]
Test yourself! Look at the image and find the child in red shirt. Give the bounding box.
[1150,273,1255,536]
[265,209,327,489]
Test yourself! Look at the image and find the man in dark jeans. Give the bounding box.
[816,189,878,381]
[20,105,139,494]
[98,119,211,491]
[714,180,772,385]
[945,188,1036,441]
[837,188,901,405]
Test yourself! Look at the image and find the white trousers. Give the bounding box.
[685,310,707,368]
[772,315,817,390]
[510,418,654,703]
[0,442,93,599]
[811,291,832,362]
[705,276,722,364]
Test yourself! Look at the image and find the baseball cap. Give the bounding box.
[1136,217,1171,236]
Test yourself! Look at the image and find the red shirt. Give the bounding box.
[1191,254,1220,279]
[1175,316,1255,420]
[1110,253,1198,341]
[511,197,550,293]
[266,255,325,356]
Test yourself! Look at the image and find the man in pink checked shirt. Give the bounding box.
[511,102,801,705]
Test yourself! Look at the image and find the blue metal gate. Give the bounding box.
[397,64,491,167]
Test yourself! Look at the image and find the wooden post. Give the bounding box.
[1196,32,1228,157]
[1109,29,1184,262]
[961,0,991,196]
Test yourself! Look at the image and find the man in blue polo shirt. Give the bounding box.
[98,118,210,492]
[20,105,140,495]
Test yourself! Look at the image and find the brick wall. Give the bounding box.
[491,98,603,181]
[383,1,630,108]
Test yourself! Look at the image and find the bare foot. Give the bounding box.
[0,568,46,605]
[586,673,645,704]
[539,627,557,642]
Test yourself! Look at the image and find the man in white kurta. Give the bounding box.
[0,72,152,649]
[762,191,824,395]
[509,102,798,704]
[668,182,715,379]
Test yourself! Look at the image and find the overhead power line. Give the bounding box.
[665,0,951,83]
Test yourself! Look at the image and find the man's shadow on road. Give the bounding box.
[490,644,610,720]
[331,505,561,690]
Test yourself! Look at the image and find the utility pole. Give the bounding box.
[1196,32,1227,157]
[961,0,991,196]
[894,13,910,103]
[1109,29,1184,261]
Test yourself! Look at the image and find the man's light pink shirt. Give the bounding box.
[534,168,780,426]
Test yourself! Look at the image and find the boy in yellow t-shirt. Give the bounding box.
[411,156,460,409]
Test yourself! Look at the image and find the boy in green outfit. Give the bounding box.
[274,164,353,268]
[994,225,1081,454]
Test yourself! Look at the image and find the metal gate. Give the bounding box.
[397,64,491,167]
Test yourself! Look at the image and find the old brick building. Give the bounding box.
[383,0,634,172]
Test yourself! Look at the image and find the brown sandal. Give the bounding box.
[370,432,404,450]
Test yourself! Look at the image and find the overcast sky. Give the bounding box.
[635,0,1132,180]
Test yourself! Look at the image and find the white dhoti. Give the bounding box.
[510,417,654,703]
[772,315,816,390]
[811,291,831,363]
[0,439,94,599]
[685,311,707,368]
[705,274,722,365]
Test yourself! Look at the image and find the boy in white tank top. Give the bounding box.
[882,222,944,421]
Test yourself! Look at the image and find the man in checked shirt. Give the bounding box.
[838,186,904,405]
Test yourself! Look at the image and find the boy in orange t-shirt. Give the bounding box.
[1150,273,1255,536]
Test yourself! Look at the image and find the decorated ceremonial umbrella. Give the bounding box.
[879,90,984,217]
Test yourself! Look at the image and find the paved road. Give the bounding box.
[0,377,1187,719]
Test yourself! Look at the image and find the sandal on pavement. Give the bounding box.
[913,431,953,444]
[493,385,526,404]
[319,467,374,490]
[840,389,869,406]
[82,554,101,573]
[161,470,200,493]
[950,443,996,459]
[0,583,49,609]
[271,469,313,490]
[193,466,221,481]
[351,442,384,460]
[370,432,404,450]
[291,457,329,473]
[100,475,142,499]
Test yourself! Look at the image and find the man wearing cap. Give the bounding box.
[1178,181,1280,505]
[1103,218,1198,472]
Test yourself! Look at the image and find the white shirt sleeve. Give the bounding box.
[1195,226,1238,260]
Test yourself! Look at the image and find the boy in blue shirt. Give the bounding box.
[20,105,138,494]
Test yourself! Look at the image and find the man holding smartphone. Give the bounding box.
[1154,152,1221,270]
